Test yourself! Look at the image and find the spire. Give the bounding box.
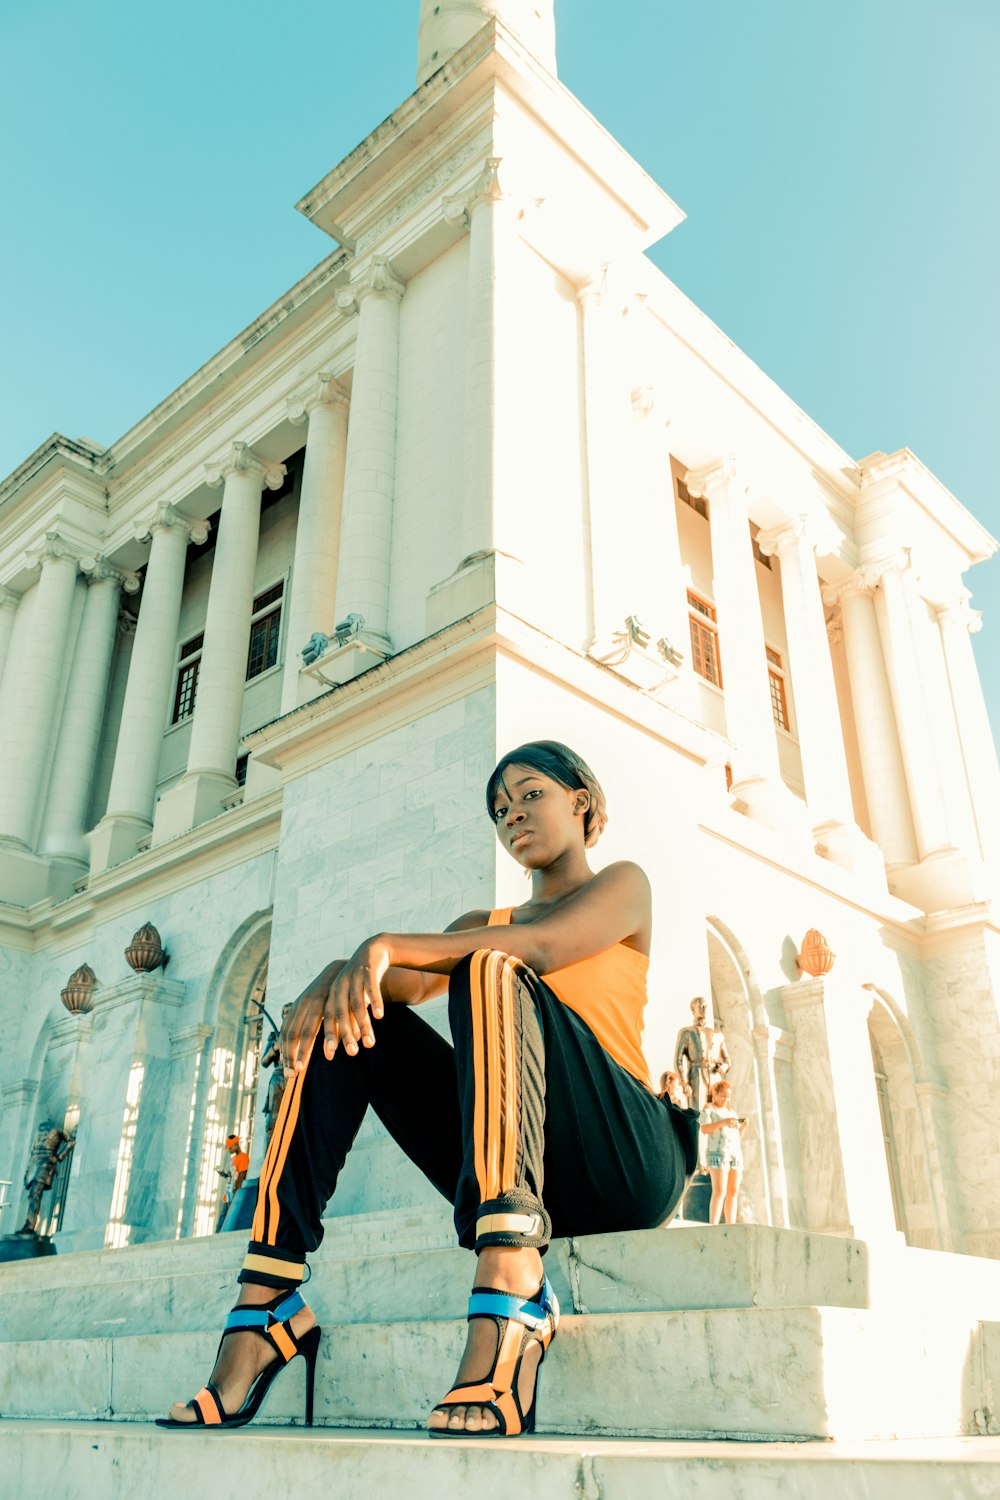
[416,0,557,86]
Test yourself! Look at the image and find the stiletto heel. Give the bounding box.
[156,1289,321,1430]
[430,1276,559,1439]
[299,1324,321,1427]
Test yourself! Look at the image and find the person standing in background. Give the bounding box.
[700,1081,747,1225]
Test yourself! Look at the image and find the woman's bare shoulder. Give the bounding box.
[445,909,493,933]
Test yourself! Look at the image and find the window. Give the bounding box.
[171,633,204,724]
[687,591,722,687]
[246,582,284,681]
[766,645,789,730]
[235,754,249,788]
[677,476,708,519]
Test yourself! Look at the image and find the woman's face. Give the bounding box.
[490,764,587,869]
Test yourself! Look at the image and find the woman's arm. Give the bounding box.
[323,862,651,1062]
[280,910,490,1071]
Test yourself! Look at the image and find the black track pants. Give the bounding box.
[240,951,692,1288]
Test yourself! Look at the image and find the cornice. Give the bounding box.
[858,448,996,565]
[0,435,108,513]
[296,18,684,258]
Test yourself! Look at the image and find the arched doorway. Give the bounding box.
[188,915,271,1238]
[865,987,950,1250]
[705,919,787,1227]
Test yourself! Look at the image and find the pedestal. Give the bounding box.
[0,1230,57,1262]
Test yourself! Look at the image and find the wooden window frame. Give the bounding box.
[766,645,790,731]
[246,580,285,683]
[171,632,204,724]
[687,590,723,688]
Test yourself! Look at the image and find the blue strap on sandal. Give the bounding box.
[156,1288,321,1430]
[431,1275,560,1439]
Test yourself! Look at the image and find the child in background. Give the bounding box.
[700,1080,747,1224]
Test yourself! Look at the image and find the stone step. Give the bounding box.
[7,1422,1000,1500]
[2,1306,994,1442]
[8,1220,996,1343]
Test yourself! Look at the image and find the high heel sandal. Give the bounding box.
[430,1276,559,1439]
[155,1289,321,1430]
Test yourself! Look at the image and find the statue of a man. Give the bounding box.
[20,1121,75,1236]
[674,996,731,1115]
[261,1003,293,1144]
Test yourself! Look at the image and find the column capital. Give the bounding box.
[24,529,84,572]
[287,371,349,427]
[337,256,405,315]
[934,589,982,634]
[79,555,141,594]
[821,551,910,607]
[205,442,286,492]
[684,457,739,504]
[630,383,658,421]
[577,263,623,314]
[757,513,842,561]
[755,516,806,558]
[134,503,210,547]
[0,584,19,611]
[442,156,506,230]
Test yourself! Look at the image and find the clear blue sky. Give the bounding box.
[2,0,998,734]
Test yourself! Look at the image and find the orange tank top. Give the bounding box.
[488,908,652,1089]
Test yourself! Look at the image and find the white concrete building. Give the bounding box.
[1,0,999,1285]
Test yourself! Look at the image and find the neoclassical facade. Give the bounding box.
[1,0,998,1263]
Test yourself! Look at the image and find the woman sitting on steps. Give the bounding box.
[159,739,697,1439]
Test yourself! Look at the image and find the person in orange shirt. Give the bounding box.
[216,1135,250,1231]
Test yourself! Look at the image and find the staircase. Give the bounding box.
[3,1208,1000,1496]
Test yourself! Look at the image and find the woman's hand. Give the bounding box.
[323,936,392,1060]
[280,960,346,1073]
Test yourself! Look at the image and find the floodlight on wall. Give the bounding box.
[63,1103,81,1138]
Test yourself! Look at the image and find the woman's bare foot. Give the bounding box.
[427,1245,545,1435]
[164,1284,316,1424]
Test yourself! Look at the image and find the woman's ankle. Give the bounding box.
[475,1244,543,1294]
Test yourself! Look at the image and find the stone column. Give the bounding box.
[40,561,137,865]
[871,558,953,860]
[687,461,802,831]
[632,387,690,679]
[152,445,284,842]
[427,161,526,634]
[282,374,349,712]
[826,574,916,870]
[936,593,1000,866]
[58,973,187,1251]
[782,977,899,1242]
[333,258,404,657]
[159,1023,214,1243]
[0,1080,39,1227]
[757,520,884,879]
[0,585,18,695]
[0,533,81,850]
[416,0,557,87]
[460,159,506,568]
[89,507,208,875]
[580,269,642,658]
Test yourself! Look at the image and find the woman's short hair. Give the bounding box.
[486,740,608,847]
